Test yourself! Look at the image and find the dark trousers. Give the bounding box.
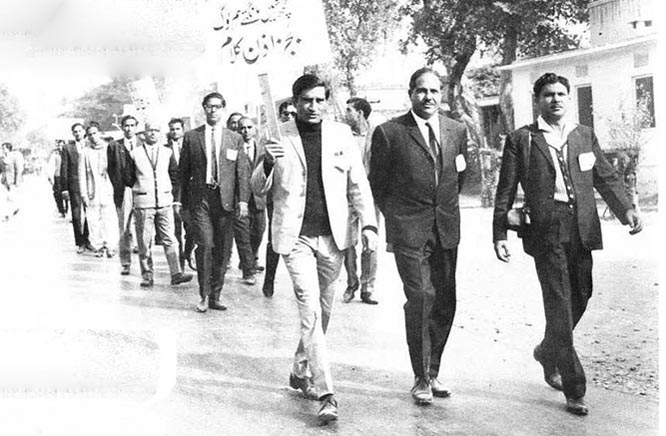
[263,203,280,289]
[393,230,457,379]
[52,177,68,215]
[232,207,266,276]
[533,202,592,399]
[69,194,89,248]
[174,205,194,270]
[191,187,234,301]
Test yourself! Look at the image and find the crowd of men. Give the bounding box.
[44,69,642,424]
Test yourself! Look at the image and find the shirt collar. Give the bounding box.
[411,110,439,130]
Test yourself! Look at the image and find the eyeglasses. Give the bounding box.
[281,111,297,118]
[204,104,223,111]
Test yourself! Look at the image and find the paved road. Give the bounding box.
[0,177,659,436]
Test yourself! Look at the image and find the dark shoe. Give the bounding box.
[243,274,256,285]
[84,243,96,252]
[533,344,563,391]
[95,249,105,258]
[318,394,338,423]
[565,397,589,416]
[196,297,209,313]
[76,245,85,254]
[410,377,433,404]
[289,373,318,400]
[430,378,451,398]
[360,292,378,305]
[140,277,154,288]
[262,283,274,297]
[171,272,193,285]
[342,288,355,303]
[208,300,227,311]
[106,249,115,258]
[120,265,130,276]
[132,246,139,254]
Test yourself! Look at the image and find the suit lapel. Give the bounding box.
[282,121,306,168]
[405,113,433,160]
[197,126,207,163]
[531,130,556,170]
[566,126,582,173]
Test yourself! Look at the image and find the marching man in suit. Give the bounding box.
[179,92,250,313]
[493,72,642,416]
[369,67,468,405]
[252,74,377,423]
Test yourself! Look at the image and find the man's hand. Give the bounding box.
[264,139,285,165]
[494,240,511,262]
[625,209,643,235]
[237,202,249,219]
[361,229,378,253]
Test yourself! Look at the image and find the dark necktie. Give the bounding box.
[210,128,218,183]
[554,147,575,204]
[426,121,440,181]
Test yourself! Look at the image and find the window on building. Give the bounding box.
[635,76,655,128]
[577,85,594,129]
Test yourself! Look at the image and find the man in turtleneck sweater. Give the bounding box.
[252,74,377,424]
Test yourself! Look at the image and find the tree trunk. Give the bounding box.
[447,41,475,118]
[498,23,518,135]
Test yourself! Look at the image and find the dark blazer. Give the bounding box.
[107,139,136,208]
[179,125,250,212]
[493,123,632,256]
[369,112,468,251]
[60,141,84,198]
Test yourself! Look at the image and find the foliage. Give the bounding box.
[466,66,501,99]
[0,84,25,141]
[322,0,401,95]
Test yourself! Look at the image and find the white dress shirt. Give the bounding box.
[411,110,441,148]
[204,123,223,184]
[537,116,577,203]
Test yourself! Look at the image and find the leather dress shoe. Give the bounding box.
[565,397,589,416]
[170,272,193,285]
[360,292,378,305]
[208,300,227,311]
[533,344,563,391]
[120,265,130,276]
[318,394,338,423]
[262,283,274,297]
[289,373,318,400]
[140,277,154,288]
[430,378,451,398]
[342,288,355,303]
[196,297,209,313]
[411,376,433,404]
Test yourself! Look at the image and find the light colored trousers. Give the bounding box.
[134,206,181,280]
[87,200,119,251]
[282,235,344,398]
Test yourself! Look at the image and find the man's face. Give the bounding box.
[280,104,297,122]
[409,72,441,120]
[86,127,101,144]
[344,104,363,129]
[143,124,160,145]
[122,118,137,139]
[238,119,256,142]
[295,86,327,124]
[72,125,85,141]
[227,114,242,131]
[203,97,224,126]
[169,122,184,141]
[536,82,570,123]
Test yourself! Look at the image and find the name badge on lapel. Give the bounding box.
[226,149,238,161]
[455,154,466,172]
[578,152,595,171]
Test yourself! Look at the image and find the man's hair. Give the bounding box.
[292,74,330,100]
[120,115,138,127]
[533,73,570,97]
[226,112,243,124]
[278,100,294,114]
[202,92,226,107]
[86,121,101,132]
[346,97,372,120]
[408,67,442,94]
[2,142,12,151]
[238,116,254,125]
[71,122,84,131]
[168,118,184,128]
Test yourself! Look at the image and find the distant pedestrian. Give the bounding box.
[47,140,68,217]
[493,72,643,416]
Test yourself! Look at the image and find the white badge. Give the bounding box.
[226,149,238,161]
[578,152,595,171]
[455,154,466,172]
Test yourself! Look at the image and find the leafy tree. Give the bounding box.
[322,0,401,96]
[61,77,136,131]
[402,0,587,132]
[0,84,25,141]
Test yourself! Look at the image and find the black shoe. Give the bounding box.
[430,378,451,398]
[289,373,318,400]
[342,288,355,303]
[208,300,227,311]
[318,394,338,423]
[171,272,193,285]
[533,344,563,391]
[140,277,154,288]
[360,292,378,305]
[410,376,432,404]
[262,283,274,297]
[196,297,209,313]
[120,265,130,276]
[565,397,589,416]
